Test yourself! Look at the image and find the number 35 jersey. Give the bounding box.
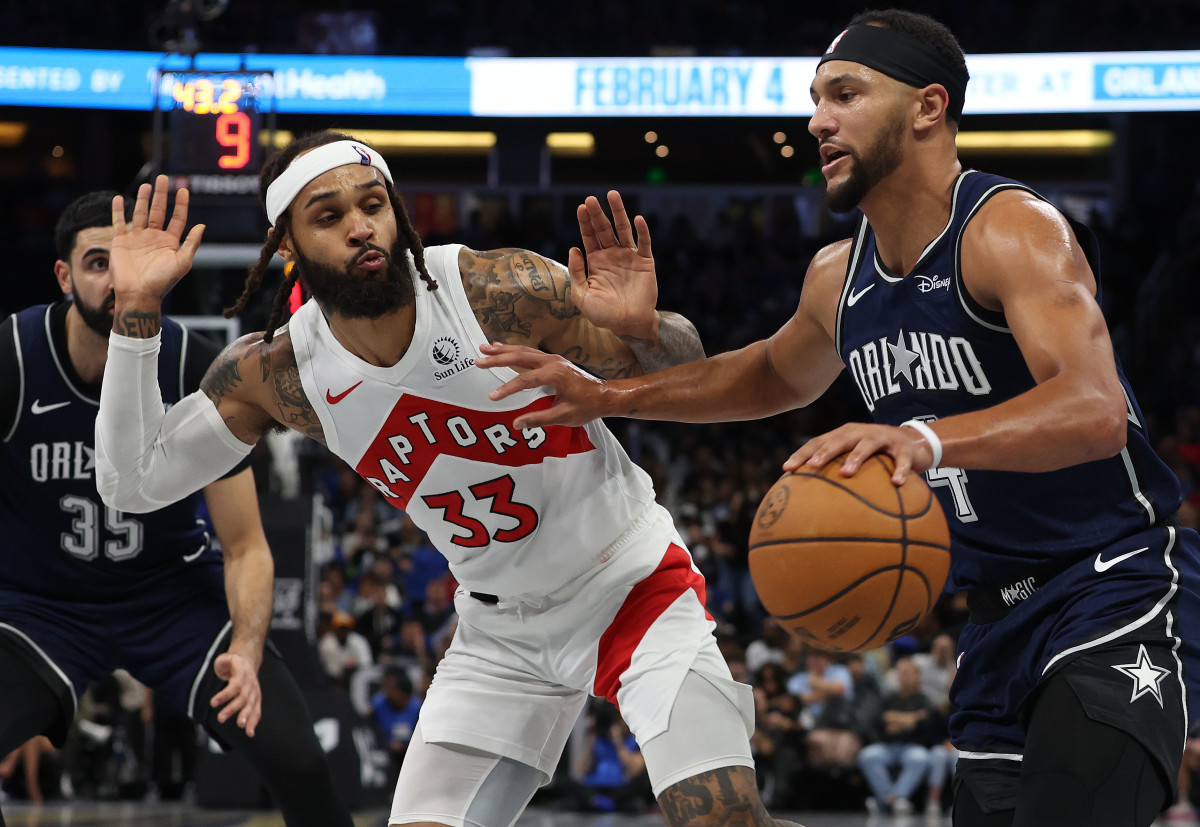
[0,304,219,603]
[288,244,661,598]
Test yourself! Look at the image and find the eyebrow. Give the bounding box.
[810,72,856,97]
[81,247,109,259]
[303,179,386,211]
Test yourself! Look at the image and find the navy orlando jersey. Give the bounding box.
[834,170,1183,592]
[0,303,222,603]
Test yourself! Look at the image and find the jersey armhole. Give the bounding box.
[0,314,23,441]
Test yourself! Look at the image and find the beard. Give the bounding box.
[293,238,416,320]
[71,282,115,337]
[825,115,907,214]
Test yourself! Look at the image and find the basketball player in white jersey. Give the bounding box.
[94,132,804,827]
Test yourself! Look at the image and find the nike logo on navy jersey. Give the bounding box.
[326,381,362,404]
[30,399,71,415]
[846,283,875,306]
[1094,546,1150,572]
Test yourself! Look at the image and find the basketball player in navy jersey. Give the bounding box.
[479,9,1200,826]
[0,192,352,826]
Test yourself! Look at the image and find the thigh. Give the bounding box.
[638,665,755,797]
[390,721,545,827]
[1014,670,1171,827]
[416,627,588,779]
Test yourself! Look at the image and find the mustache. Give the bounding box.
[349,244,391,268]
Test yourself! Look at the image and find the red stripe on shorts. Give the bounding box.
[593,543,711,704]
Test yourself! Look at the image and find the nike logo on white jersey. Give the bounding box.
[31,399,71,415]
[846,283,875,306]
[1094,546,1150,573]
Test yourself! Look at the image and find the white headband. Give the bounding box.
[264,140,394,226]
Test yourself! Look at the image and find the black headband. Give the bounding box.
[818,24,968,121]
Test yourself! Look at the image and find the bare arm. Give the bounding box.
[476,240,851,430]
[203,467,273,737]
[936,192,1126,467]
[790,191,1127,480]
[463,191,704,377]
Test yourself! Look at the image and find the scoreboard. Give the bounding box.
[156,69,273,177]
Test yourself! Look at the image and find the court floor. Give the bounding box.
[0,802,1190,826]
[0,802,955,827]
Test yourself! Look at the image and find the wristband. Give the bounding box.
[901,419,943,470]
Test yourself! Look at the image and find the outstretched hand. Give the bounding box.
[478,343,613,429]
[569,191,660,339]
[210,652,262,737]
[110,174,205,302]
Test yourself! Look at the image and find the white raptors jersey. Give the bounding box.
[289,244,661,596]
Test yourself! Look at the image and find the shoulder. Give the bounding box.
[797,237,854,319]
[965,189,1077,253]
[200,329,284,402]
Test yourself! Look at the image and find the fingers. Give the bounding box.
[180,223,206,264]
[130,181,152,230]
[147,174,170,230]
[583,194,620,249]
[606,190,635,248]
[633,214,653,258]
[577,201,601,255]
[567,246,587,303]
[111,194,126,234]
[166,183,190,238]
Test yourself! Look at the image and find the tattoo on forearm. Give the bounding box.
[657,767,776,826]
[622,311,705,372]
[114,309,161,338]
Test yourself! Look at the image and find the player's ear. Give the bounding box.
[275,229,294,262]
[53,260,74,297]
[914,83,950,135]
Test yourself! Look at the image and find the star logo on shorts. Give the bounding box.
[1111,644,1170,707]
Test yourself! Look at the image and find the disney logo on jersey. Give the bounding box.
[914,274,951,294]
[355,395,595,506]
[847,329,992,413]
[431,336,474,381]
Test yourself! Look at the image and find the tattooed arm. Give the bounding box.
[460,242,702,379]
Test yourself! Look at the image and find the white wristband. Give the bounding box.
[901,419,943,470]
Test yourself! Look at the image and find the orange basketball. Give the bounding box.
[748,454,951,653]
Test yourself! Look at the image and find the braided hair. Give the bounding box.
[225,130,436,342]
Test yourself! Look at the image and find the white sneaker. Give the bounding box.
[893,798,914,815]
[866,797,881,814]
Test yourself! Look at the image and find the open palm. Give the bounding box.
[569,191,659,339]
[110,174,205,300]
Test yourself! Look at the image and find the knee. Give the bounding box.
[658,766,773,827]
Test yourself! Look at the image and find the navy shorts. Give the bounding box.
[0,564,231,740]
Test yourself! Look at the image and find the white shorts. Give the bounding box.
[391,508,754,823]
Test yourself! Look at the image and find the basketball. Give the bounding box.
[748,454,951,653]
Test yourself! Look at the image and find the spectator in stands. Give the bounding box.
[370,667,422,787]
[564,701,654,814]
[856,657,939,816]
[354,570,405,662]
[318,611,374,691]
[750,662,806,808]
[912,632,957,713]
[789,648,860,770]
